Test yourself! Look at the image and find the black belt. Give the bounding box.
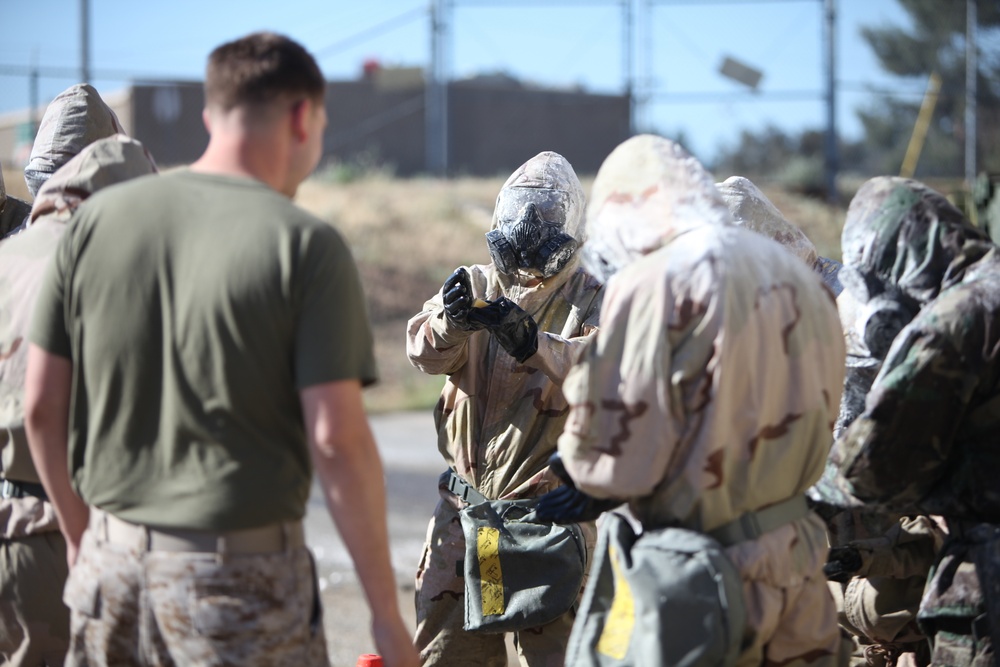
[0,479,48,501]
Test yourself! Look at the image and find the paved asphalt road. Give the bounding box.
[304,410,443,584]
[302,410,482,665]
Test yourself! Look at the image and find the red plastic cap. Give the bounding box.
[356,655,383,667]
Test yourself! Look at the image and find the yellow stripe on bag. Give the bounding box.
[477,526,505,616]
[597,544,635,659]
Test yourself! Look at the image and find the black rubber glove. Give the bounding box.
[466,296,538,362]
[824,545,864,583]
[441,268,480,331]
[535,453,623,523]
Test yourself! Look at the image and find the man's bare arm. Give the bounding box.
[300,380,419,667]
[24,343,89,565]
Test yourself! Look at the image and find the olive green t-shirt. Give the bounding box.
[31,170,377,530]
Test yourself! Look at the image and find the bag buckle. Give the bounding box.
[441,470,488,505]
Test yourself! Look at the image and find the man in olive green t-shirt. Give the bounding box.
[24,32,419,667]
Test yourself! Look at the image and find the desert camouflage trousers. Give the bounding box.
[414,495,594,667]
[727,513,848,667]
[63,512,328,667]
[0,530,70,666]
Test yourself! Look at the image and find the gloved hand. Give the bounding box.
[466,296,538,362]
[441,268,481,331]
[824,545,864,583]
[535,453,623,523]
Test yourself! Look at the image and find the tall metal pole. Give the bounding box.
[823,0,838,204]
[622,0,634,136]
[641,0,653,134]
[80,0,90,83]
[965,0,977,191]
[440,0,450,175]
[425,0,449,176]
[30,56,39,136]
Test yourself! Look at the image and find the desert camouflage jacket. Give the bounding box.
[832,177,1000,522]
[558,135,845,532]
[406,153,603,501]
[0,136,155,538]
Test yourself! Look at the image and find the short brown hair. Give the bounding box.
[204,32,324,111]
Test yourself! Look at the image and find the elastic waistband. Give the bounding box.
[707,495,809,547]
[90,509,305,554]
[0,478,49,501]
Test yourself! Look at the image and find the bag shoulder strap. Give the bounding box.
[707,495,809,546]
[441,469,490,505]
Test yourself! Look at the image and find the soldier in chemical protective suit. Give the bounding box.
[0,135,157,666]
[714,174,943,667]
[2,83,125,242]
[0,170,32,240]
[537,135,846,667]
[829,176,1000,667]
[406,151,603,666]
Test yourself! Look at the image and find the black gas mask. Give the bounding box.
[841,266,920,360]
[486,189,579,278]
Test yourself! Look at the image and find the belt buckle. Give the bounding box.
[0,479,15,499]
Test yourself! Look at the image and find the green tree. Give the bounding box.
[857,0,1000,177]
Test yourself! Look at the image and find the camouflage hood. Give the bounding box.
[28,135,157,226]
[24,83,125,197]
[841,176,992,308]
[583,134,732,283]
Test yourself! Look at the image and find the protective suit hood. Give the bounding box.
[29,135,157,225]
[583,135,732,283]
[24,83,125,197]
[841,176,991,308]
[717,175,843,295]
[488,152,586,279]
[716,176,818,266]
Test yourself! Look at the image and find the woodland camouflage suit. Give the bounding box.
[831,176,1000,667]
[556,135,846,667]
[406,151,603,667]
[0,136,156,666]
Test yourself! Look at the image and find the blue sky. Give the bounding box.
[0,0,926,162]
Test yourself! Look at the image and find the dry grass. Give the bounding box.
[5,165,848,413]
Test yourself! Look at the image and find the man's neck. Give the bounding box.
[192,111,294,197]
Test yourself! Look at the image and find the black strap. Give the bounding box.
[0,479,48,502]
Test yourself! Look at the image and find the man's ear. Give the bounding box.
[201,108,212,133]
[289,99,309,143]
